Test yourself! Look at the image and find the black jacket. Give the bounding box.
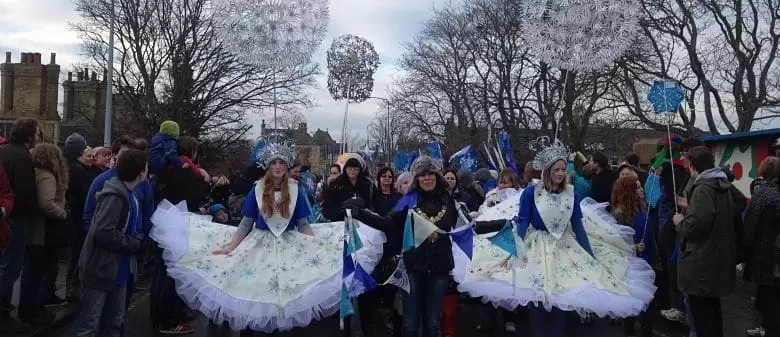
[66,156,92,232]
[372,188,401,217]
[160,160,210,212]
[0,143,38,219]
[322,174,374,221]
[743,180,780,285]
[355,188,456,276]
[590,168,618,203]
[78,177,142,292]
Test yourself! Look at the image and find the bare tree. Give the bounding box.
[613,0,780,134]
[70,0,318,158]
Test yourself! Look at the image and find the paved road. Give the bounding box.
[48,294,633,337]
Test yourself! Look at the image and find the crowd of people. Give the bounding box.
[0,114,777,337]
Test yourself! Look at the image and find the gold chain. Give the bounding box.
[414,206,447,224]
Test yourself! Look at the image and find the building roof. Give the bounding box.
[700,128,780,143]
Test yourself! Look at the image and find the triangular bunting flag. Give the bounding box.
[402,210,415,253]
[382,258,411,294]
[342,241,355,278]
[348,262,377,297]
[411,211,441,248]
[450,226,475,260]
[339,283,354,318]
[488,220,518,258]
[347,220,363,255]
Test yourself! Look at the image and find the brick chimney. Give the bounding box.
[33,52,41,64]
[50,53,56,65]
[4,52,9,63]
[67,72,73,81]
[20,53,28,63]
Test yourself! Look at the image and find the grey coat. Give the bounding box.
[78,177,142,291]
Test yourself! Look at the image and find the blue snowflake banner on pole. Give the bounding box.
[498,131,519,173]
[449,145,477,172]
[394,152,410,172]
[428,141,443,161]
[648,80,684,114]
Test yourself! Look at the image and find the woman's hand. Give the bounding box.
[499,258,512,269]
[635,242,645,253]
[213,243,236,255]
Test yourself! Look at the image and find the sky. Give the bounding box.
[0,0,457,143]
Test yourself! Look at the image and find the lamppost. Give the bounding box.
[369,96,391,166]
[104,0,115,146]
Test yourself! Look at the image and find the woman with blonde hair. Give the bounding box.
[18,143,69,324]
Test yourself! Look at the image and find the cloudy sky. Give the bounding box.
[0,0,458,143]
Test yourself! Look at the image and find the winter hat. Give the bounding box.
[209,204,227,216]
[64,133,87,158]
[475,168,492,183]
[457,169,475,187]
[159,120,181,138]
[410,155,442,178]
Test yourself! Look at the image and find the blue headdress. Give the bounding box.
[249,133,296,169]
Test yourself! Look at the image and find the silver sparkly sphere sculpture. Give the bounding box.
[214,0,329,68]
[326,34,380,103]
[520,0,641,72]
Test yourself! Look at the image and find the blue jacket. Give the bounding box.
[149,133,184,175]
[83,168,154,237]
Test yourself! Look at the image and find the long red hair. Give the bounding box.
[610,175,646,225]
[260,173,291,219]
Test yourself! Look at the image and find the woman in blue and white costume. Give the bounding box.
[453,137,655,337]
[150,140,385,333]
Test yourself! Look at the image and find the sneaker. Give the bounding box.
[159,322,195,335]
[504,321,516,333]
[747,326,766,337]
[661,308,687,323]
[44,297,68,308]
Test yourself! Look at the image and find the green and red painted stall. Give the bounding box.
[700,128,780,199]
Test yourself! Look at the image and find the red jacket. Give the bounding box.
[0,166,15,248]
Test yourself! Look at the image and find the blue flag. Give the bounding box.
[451,227,475,259]
[339,283,354,318]
[488,220,518,258]
[348,263,378,297]
[347,221,363,255]
[498,131,519,173]
[402,210,415,253]
[342,241,355,278]
[428,141,443,160]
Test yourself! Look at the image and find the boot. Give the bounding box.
[439,293,457,337]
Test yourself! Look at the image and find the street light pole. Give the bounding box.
[103,0,115,147]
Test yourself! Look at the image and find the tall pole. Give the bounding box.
[386,102,390,166]
[103,0,115,147]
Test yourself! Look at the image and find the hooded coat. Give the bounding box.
[677,168,736,297]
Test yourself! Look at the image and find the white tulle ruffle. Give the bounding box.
[451,198,656,318]
[150,201,385,332]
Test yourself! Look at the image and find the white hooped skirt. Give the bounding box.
[452,198,656,318]
[150,201,386,332]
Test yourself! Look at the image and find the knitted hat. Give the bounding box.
[159,120,180,138]
[209,204,227,216]
[64,133,87,158]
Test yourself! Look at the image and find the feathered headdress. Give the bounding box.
[529,136,569,171]
[249,133,295,169]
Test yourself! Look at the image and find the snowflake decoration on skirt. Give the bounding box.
[213,0,329,68]
[520,0,641,72]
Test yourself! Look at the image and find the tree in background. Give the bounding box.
[70,0,319,163]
